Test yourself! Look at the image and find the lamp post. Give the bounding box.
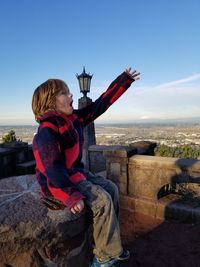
[76,67,96,170]
[76,67,93,98]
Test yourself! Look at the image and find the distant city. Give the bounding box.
[1,121,200,147]
[0,125,37,144]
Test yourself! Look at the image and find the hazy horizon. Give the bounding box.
[0,116,200,127]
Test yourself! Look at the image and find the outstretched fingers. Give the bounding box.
[125,67,140,81]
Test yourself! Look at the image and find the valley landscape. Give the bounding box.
[1,122,200,147]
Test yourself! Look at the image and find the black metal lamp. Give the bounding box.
[76,67,93,97]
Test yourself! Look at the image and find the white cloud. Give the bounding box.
[97,73,200,122]
[155,73,200,89]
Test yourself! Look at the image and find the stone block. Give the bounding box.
[104,146,137,195]
[0,175,92,267]
[0,147,16,178]
[1,141,29,164]
[16,160,36,175]
[103,146,137,158]
[120,195,136,211]
[110,162,121,177]
[107,163,127,195]
[133,198,157,218]
[88,145,114,173]
[129,140,157,155]
[120,195,157,218]
[27,144,35,161]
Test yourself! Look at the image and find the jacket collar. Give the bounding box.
[39,111,70,122]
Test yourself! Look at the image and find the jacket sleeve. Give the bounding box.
[75,71,134,126]
[33,125,84,209]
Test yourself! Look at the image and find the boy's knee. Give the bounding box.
[101,189,113,205]
[92,189,113,217]
[97,188,113,209]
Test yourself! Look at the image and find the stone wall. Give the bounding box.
[104,151,200,223]
[88,141,154,174]
[0,141,155,179]
[0,142,35,179]
[2,142,200,266]
[128,155,200,201]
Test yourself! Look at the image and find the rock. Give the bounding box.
[0,175,92,267]
[130,141,157,155]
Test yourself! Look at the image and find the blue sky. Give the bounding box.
[0,0,200,125]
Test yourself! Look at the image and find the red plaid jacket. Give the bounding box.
[33,71,134,209]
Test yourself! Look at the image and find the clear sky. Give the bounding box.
[0,0,200,125]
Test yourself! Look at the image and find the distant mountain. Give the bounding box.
[96,117,200,128]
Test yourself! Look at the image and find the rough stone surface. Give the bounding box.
[104,147,136,195]
[0,148,16,178]
[128,155,200,200]
[88,145,114,173]
[0,175,92,267]
[124,155,200,222]
[129,140,157,155]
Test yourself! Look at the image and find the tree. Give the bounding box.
[2,130,17,143]
[154,144,200,159]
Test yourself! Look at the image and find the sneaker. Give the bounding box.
[116,249,130,261]
[91,249,130,267]
[91,256,119,267]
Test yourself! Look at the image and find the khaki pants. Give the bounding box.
[75,172,123,261]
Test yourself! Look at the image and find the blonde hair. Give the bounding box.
[32,79,66,122]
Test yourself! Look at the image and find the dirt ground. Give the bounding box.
[119,209,200,267]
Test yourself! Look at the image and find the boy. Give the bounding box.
[32,67,140,267]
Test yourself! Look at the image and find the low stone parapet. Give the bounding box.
[0,175,92,267]
[128,155,200,201]
[124,155,200,222]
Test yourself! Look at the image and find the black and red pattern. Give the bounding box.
[33,71,134,209]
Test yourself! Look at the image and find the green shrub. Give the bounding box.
[2,130,17,143]
[154,144,200,159]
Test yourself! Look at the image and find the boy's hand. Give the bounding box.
[70,199,84,214]
[125,67,140,81]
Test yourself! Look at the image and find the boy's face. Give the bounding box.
[55,84,74,115]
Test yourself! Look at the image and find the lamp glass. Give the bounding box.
[77,67,93,95]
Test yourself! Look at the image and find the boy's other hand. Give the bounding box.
[70,199,85,214]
